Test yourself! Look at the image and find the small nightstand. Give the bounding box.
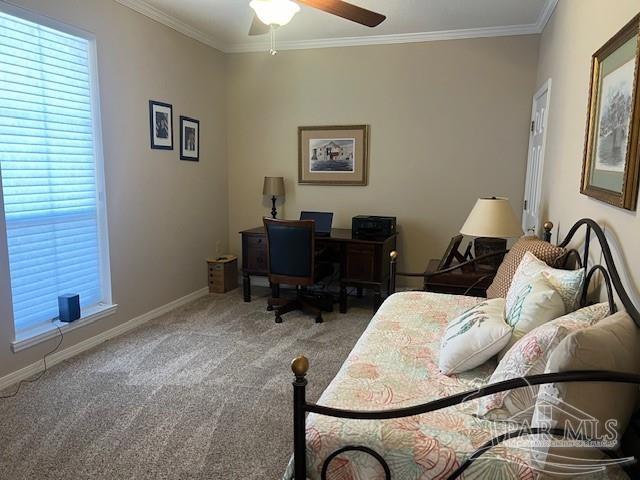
[423,259,497,297]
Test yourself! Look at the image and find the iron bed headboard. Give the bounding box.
[288,218,640,480]
[555,218,640,324]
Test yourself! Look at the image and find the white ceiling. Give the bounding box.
[115,0,558,53]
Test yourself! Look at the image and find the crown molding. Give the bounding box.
[113,0,227,52]
[227,23,541,54]
[536,0,559,32]
[114,0,558,55]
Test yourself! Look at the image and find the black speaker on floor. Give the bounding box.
[58,294,80,323]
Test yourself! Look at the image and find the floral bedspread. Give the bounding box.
[283,292,625,480]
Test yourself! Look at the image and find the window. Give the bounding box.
[0,8,111,338]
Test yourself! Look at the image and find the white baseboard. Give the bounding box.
[0,287,210,392]
[251,276,270,288]
[237,272,271,288]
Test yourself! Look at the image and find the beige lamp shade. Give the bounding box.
[460,197,523,238]
[263,176,285,197]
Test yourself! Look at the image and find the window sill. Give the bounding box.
[11,303,118,353]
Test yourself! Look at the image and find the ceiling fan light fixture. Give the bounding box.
[249,0,300,27]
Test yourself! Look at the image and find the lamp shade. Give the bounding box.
[249,0,300,27]
[263,176,285,197]
[460,197,523,238]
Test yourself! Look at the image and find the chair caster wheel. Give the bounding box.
[275,315,283,324]
[267,304,273,311]
[315,316,323,324]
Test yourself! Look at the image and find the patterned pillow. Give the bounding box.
[486,236,565,299]
[438,298,511,375]
[500,274,566,356]
[477,303,610,422]
[506,251,584,312]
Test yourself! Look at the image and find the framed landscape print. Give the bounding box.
[298,125,369,185]
[180,116,199,162]
[581,14,640,210]
[149,100,173,150]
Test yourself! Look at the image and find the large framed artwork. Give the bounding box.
[581,14,640,210]
[298,125,369,185]
[149,100,173,150]
[180,116,200,162]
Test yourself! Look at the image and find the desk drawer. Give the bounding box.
[246,236,268,272]
[346,244,375,281]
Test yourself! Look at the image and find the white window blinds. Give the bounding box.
[0,10,107,332]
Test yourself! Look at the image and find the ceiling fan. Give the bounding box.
[248,0,386,54]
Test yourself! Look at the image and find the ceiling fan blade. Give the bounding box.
[249,13,270,36]
[297,0,386,27]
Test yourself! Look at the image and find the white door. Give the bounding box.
[522,79,551,235]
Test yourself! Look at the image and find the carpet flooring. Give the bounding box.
[0,288,373,480]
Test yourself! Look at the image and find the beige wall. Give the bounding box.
[536,0,640,295]
[0,5,544,381]
[0,0,228,378]
[226,37,540,278]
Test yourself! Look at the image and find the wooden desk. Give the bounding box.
[240,227,397,312]
[423,259,496,297]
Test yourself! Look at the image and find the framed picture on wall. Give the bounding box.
[298,125,369,185]
[180,116,200,162]
[149,100,173,150]
[581,14,640,210]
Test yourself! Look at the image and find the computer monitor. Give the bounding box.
[300,211,333,236]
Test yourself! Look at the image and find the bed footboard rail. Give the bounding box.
[290,356,640,480]
[388,250,508,295]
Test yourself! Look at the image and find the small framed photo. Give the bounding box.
[298,125,369,185]
[149,100,173,150]
[180,116,200,162]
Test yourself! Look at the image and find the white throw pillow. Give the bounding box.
[506,251,584,313]
[439,298,511,375]
[500,274,565,356]
[477,303,610,422]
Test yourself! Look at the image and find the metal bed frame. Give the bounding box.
[288,218,640,480]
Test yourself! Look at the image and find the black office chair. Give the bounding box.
[263,218,334,324]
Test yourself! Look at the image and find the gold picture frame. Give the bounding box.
[298,125,369,186]
[581,14,640,210]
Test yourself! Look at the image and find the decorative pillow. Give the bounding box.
[477,303,610,422]
[486,236,566,299]
[439,298,511,375]
[500,274,566,356]
[531,311,640,474]
[506,251,584,313]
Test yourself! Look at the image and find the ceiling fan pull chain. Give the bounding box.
[270,26,278,55]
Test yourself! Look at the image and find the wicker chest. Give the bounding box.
[207,256,238,293]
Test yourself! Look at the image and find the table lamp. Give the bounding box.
[460,197,523,268]
[263,176,285,219]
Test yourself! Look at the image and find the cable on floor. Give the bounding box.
[0,324,64,400]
